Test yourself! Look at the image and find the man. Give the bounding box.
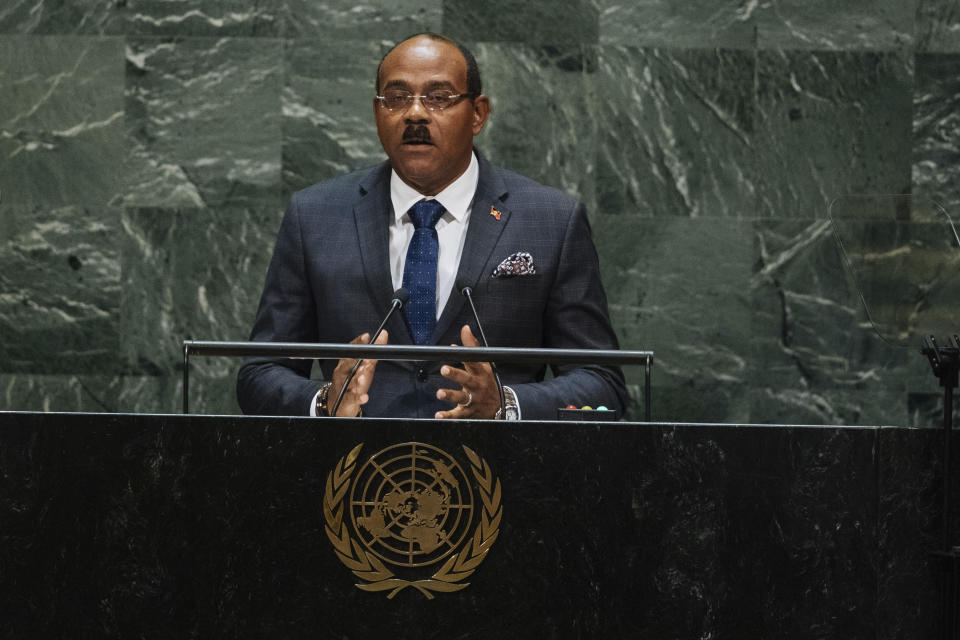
[237,33,626,420]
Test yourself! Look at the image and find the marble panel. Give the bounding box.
[0,35,125,207]
[0,205,120,375]
[916,0,960,52]
[593,47,758,220]
[600,423,878,637]
[599,0,758,49]
[2,414,950,635]
[123,370,241,414]
[0,0,121,35]
[0,414,611,636]
[474,43,597,211]
[281,0,441,39]
[0,373,230,414]
[749,218,930,426]
[594,217,753,423]
[756,0,914,50]
[124,37,283,209]
[913,54,960,217]
[0,0,284,36]
[907,392,960,429]
[124,0,281,37]
[442,0,599,45]
[282,39,386,199]
[753,50,913,219]
[0,374,117,412]
[876,426,940,639]
[119,207,280,385]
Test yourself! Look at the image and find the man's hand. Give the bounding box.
[435,325,500,420]
[329,330,388,417]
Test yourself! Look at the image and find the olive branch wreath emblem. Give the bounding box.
[323,443,502,599]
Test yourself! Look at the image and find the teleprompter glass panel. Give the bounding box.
[830,195,960,347]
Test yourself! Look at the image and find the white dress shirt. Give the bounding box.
[388,151,479,317]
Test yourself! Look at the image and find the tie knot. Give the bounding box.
[409,199,446,229]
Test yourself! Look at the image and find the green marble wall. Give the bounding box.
[1,1,958,423]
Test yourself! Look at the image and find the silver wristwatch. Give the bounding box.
[495,386,520,421]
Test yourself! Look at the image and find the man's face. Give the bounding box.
[374,37,490,196]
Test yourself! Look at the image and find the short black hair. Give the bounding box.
[375,32,482,98]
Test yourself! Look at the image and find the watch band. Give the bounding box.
[495,386,520,421]
[315,382,333,416]
[316,382,362,417]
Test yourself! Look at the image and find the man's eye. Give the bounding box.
[384,92,411,105]
[424,92,456,108]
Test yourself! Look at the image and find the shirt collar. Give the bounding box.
[390,151,479,224]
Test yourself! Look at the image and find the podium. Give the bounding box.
[0,411,943,638]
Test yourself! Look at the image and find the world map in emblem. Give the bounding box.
[349,442,475,568]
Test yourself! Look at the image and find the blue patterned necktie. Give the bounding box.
[402,199,446,344]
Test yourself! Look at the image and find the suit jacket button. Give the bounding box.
[417,367,428,383]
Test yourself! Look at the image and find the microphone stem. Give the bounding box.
[463,292,490,348]
[463,289,506,417]
[329,298,401,417]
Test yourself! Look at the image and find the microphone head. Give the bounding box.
[393,287,409,306]
[456,278,473,297]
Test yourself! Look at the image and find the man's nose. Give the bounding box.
[405,95,431,120]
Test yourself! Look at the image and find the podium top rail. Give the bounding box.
[183,340,653,366]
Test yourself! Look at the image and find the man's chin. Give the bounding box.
[391,150,438,173]
[391,160,448,194]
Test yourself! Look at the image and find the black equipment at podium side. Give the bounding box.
[922,334,960,640]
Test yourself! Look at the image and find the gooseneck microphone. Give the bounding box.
[457,279,506,418]
[329,288,408,417]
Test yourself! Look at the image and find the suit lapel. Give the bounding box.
[355,163,412,344]
[431,155,511,344]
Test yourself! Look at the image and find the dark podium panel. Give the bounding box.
[0,413,943,639]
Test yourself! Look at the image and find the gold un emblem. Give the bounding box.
[323,442,503,599]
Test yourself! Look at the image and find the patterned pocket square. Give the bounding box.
[492,251,536,277]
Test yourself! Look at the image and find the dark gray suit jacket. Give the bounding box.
[237,152,627,419]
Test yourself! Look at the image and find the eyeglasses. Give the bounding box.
[375,90,475,113]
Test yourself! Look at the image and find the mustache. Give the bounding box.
[402,125,432,143]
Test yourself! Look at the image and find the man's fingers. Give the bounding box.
[435,406,465,420]
[456,325,494,376]
[436,387,471,405]
[330,330,387,416]
[352,362,378,399]
[335,333,370,374]
[460,324,480,347]
[463,360,493,378]
[362,331,387,370]
[440,364,470,385]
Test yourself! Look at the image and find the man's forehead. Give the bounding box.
[382,78,455,91]
[379,37,467,84]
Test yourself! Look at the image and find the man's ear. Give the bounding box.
[471,95,491,136]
